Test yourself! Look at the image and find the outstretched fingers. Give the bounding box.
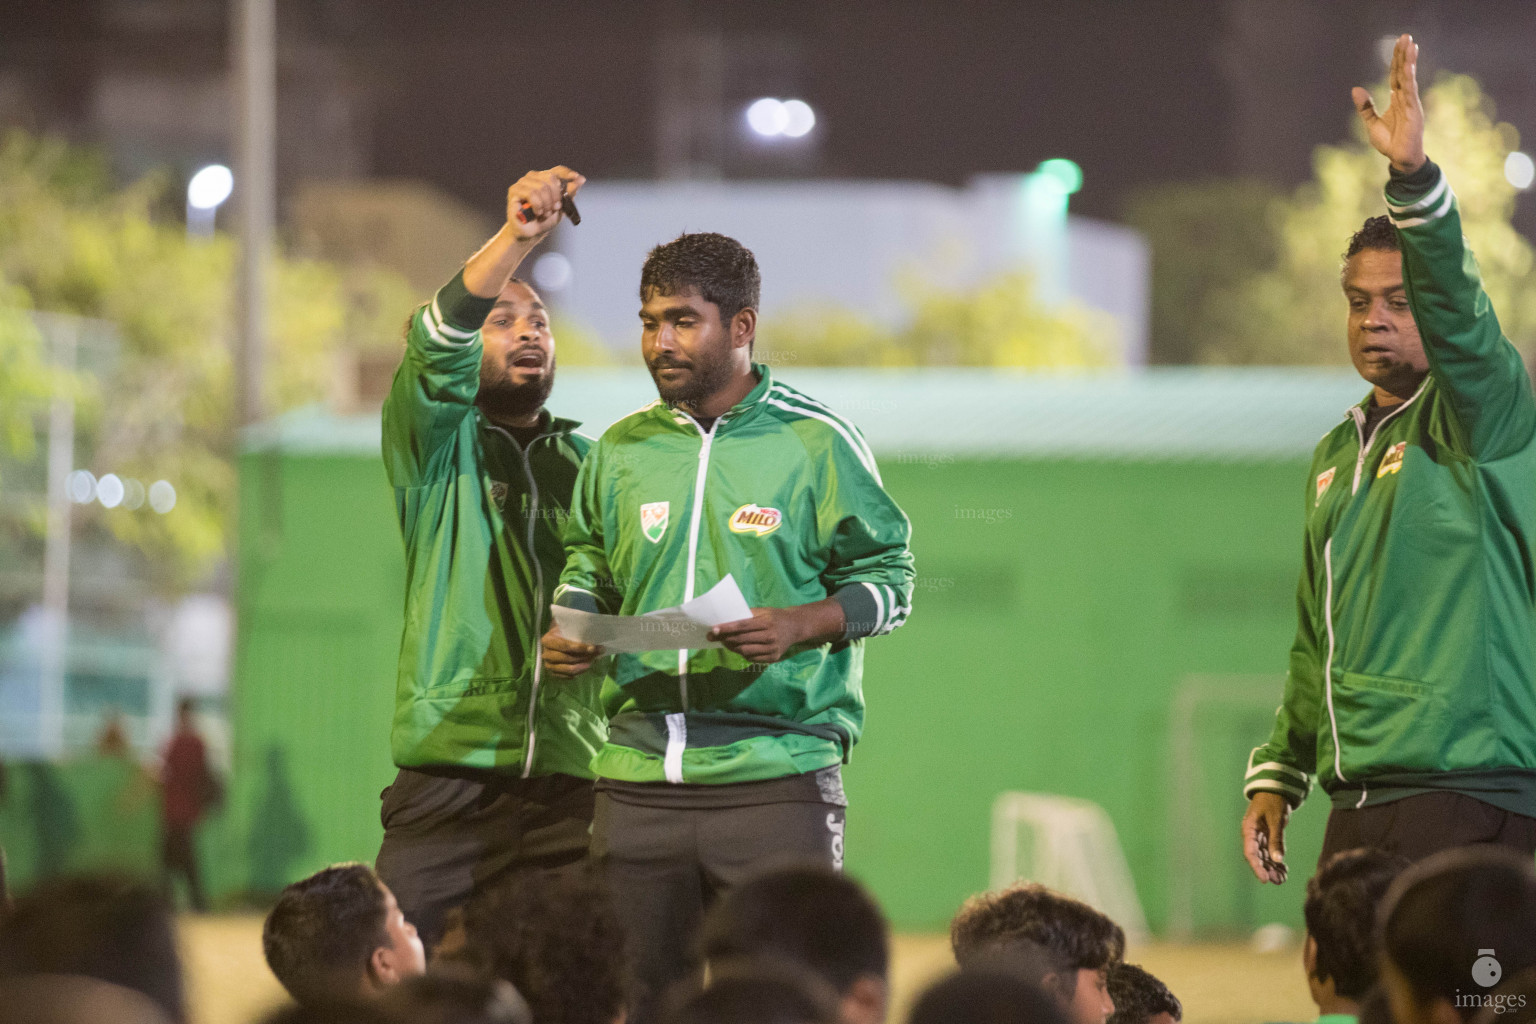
[1352,86,1380,127]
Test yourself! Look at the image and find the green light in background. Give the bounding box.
[1036,158,1083,195]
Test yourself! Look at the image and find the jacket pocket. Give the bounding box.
[1332,671,1449,776]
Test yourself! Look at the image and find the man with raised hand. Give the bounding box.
[1241,35,1536,884]
[377,166,606,947]
[540,231,914,1019]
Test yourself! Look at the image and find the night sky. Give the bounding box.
[362,1,1241,221]
[6,0,1523,226]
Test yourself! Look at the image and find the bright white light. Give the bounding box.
[121,478,146,511]
[746,98,790,137]
[187,164,233,210]
[149,480,177,514]
[1506,151,1535,190]
[533,252,573,291]
[782,99,816,138]
[66,469,96,504]
[97,473,125,509]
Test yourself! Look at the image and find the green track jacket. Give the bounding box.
[1245,161,1536,815]
[553,366,915,785]
[381,271,606,778]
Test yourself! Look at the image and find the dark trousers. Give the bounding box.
[591,794,847,1024]
[1319,791,1536,866]
[162,823,206,911]
[375,769,594,948]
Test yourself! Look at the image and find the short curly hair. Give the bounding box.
[640,232,761,322]
[262,863,389,1007]
[1107,963,1182,1024]
[1304,848,1408,1000]
[453,867,633,1024]
[950,884,1125,972]
[1344,215,1401,262]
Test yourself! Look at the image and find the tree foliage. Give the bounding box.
[1135,74,1535,366]
[0,132,416,591]
[756,270,1117,369]
[1124,179,1279,364]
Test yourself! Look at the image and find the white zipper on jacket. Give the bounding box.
[1322,538,1347,784]
[1325,378,1428,792]
[1348,380,1427,493]
[668,408,726,784]
[488,423,557,779]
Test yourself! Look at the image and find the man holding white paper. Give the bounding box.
[540,231,914,1020]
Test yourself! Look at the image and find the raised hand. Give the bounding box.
[506,165,586,241]
[1352,34,1426,174]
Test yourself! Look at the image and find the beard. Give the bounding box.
[477,359,555,422]
[648,354,734,410]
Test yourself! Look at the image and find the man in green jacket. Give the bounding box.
[376,166,607,944]
[1242,36,1536,884]
[541,232,914,1015]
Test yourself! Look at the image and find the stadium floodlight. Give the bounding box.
[186,164,233,238]
[96,473,125,509]
[66,469,96,504]
[149,480,177,514]
[746,98,817,141]
[1506,151,1535,191]
[1037,158,1083,196]
[782,99,816,138]
[533,252,573,291]
[747,98,790,137]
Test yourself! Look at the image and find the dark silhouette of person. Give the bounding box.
[159,697,216,911]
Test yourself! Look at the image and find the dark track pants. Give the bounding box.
[590,793,846,1024]
[162,823,206,911]
[376,769,594,948]
[1319,791,1536,866]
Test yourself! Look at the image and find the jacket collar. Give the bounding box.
[661,363,773,433]
[1343,374,1432,422]
[478,407,582,440]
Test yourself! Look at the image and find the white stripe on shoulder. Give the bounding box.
[768,385,879,468]
[1383,173,1447,216]
[765,394,881,481]
[572,430,599,443]
[765,396,880,480]
[1392,187,1455,228]
[616,398,665,422]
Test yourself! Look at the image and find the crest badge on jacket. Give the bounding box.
[640,501,670,543]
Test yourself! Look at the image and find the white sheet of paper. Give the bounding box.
[550,574,753,653]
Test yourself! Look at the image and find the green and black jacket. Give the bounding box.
[1246,161,1536,815]
[554,366,915,785]
[381,272,606,778]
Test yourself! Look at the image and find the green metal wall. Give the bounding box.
[226,448,1327,934]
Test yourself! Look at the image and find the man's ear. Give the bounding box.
[840,976,888,1024]
[732,307,757,351]
[368,944,400,990]
[1303,934,1318,979]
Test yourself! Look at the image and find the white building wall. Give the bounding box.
[549,177,1149,365]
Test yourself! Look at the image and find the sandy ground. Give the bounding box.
[181,915,1316,1024]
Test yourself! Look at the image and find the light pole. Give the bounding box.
[186,164,233,239]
